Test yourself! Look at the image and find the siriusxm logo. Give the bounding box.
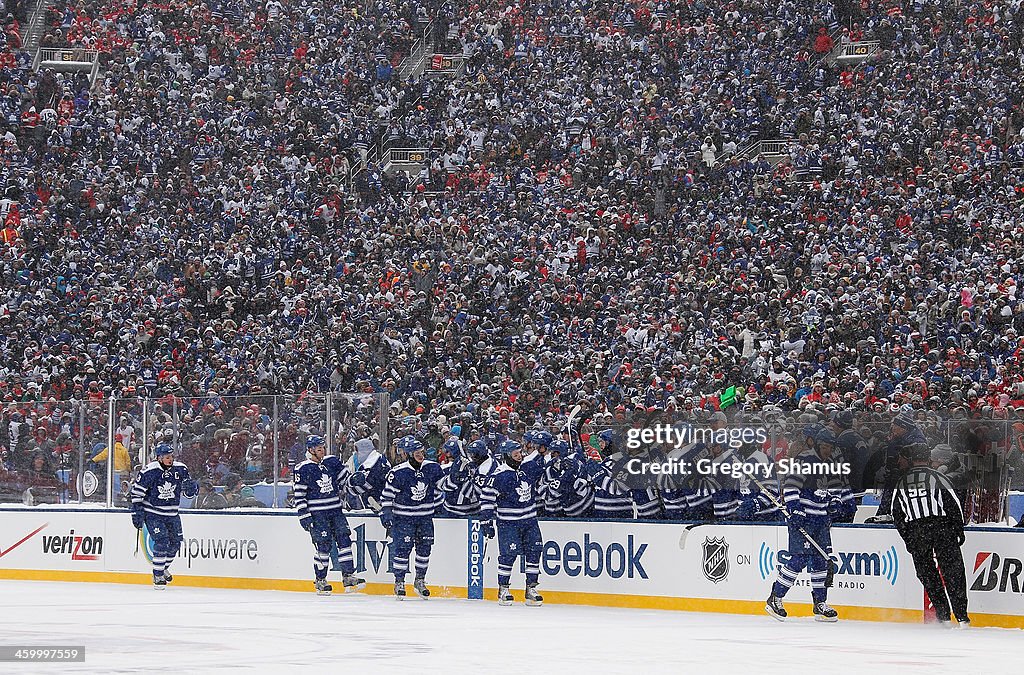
[758,542,899,586]
[541,534,648,579]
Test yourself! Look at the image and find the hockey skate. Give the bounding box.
[525,583,543,607]
[497,584,514,606]
[161,572,173,584]
[342,574,366,593]
[413,577,430,599]
[813,602,838,622]
[394,580,406,600]
[153,574,167,591]
[314,579,333,596]
[765,594,787,621]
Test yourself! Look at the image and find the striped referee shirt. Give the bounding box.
[890,466,964,528]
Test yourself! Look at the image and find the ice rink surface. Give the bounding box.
[1,581,1020,675]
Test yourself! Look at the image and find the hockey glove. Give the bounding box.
[183,479,199,499]
[380,510,394,530]
[350,471,368,488]
[131,511,144,530]
[481,521,495,539]
[788,511,808,530]
[584,460,606,479]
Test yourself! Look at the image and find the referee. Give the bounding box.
[891,443,971,627]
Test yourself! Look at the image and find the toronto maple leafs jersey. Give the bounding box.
[131,461,196,517]
[381,460,446,518]
[543,454,595,517]
[480,455,545,522]
[352,450,392,507]
[440,456,502,515]
[294,454,355,527]
[783,450,833,523]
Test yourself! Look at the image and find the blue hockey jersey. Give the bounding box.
[294,454,355,527]
[544,452,595,517]
[782,450,833,521]
[130,461,197,517]
[352,449,392,507]
[381,460,446,518]
[480,455,545,522]
[439,456,498,515]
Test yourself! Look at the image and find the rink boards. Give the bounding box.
[0,507,1021,628]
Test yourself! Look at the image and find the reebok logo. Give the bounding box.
[541,534,648,579]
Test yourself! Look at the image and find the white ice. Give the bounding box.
[1,580,1020,675]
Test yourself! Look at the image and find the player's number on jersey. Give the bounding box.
[906,476,928,499]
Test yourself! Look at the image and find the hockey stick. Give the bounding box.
[678,523,704,549]
[564,404,583,452]
[365,496,393,544]
[747,474,837,587]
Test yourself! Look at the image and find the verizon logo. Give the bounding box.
[42,529,104,561]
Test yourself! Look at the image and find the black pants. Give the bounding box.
[903,519,970,623]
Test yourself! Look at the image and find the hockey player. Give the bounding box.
[524,429,555,515]
[480,438,545,606]
[589,429,662,519]
[294,435,366,595]
[130,443,198,589]
[766,426,839,622]
[544,438,595,517]
[350,437,392,512]
[381,436,446,600]
[826,411,863,523]
[736,443,782,522]
[439,439,492,516]
[867,413,927,523]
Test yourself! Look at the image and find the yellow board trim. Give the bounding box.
[1,569,1021,628]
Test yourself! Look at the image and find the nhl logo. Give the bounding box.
[701,537,730,584]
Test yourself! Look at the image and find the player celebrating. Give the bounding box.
[294,435,366,596]
[523,429,555,515]
[381,436,446,600]
[589,430,662,519]
[765,426,839,622]
[350,437,392,513]
[480,438,546,606]
[130,443,198,589]
[440,438,492,516]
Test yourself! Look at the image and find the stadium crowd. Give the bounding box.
[1,0,1024,512]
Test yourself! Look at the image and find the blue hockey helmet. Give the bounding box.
[154,443,174,457]
[597,429,615,446]
[534,430,553,447]
[498,439,522,459]
[831,410,854,429]
[548,439,569,456]
[466,440,489,460]
[398,435,425,455]
[442,438,461,456]
[306,435,326,451]
[801,423,822,440]
[523,429,539,446]
[815,428,837,447]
